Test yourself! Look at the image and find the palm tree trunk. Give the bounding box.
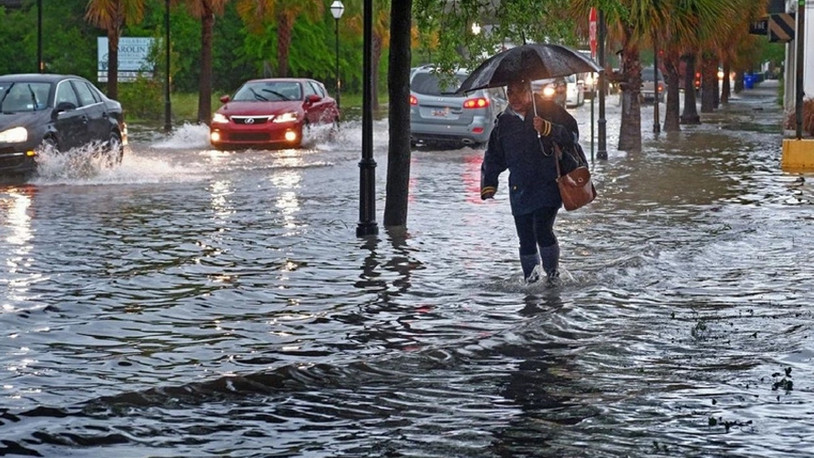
[662,50,681,132]
[700,51,717,113]
[720,61,731,103]
[680,53,700,124]
[617,42,642,151]
[383,0,412,228]
[276,12,293,77]
[198,4,214,125]
[107,29,120,99]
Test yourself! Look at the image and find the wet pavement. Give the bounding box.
[1,79,814,457]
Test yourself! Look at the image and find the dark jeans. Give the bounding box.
[513,206,558,255]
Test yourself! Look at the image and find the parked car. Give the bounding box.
[565,74,585,107]
[641,67,665,103]
[409,65,507,148]
[531,77,567,108]
[0,73,126,177]
[210,78,339,150]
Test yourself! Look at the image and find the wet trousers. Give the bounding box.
[513,206,559,256]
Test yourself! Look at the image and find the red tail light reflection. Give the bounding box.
[409,95,418,105]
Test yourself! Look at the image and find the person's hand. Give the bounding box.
[533,116,553,136]
[481,186,496,200]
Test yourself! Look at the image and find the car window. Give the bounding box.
[309,81,325,98]
[0,82,50,112]
[411,72,467,96]
[303,81,317,98]
[72,80,98,107]
[234,81,302,101]
[641,69,663,81]
[55,81,80,107]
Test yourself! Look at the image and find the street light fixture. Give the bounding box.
[330,1,345,111]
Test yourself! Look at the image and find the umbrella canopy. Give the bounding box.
[457,43,603,94]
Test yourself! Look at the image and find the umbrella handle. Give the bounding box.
[531,91,541,139]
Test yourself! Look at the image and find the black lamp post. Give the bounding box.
[164,0,172,133]
[357,0,378,237]
[330,1,345,111]
[37,0,43,72]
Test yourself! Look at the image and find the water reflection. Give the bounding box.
[0,186,36,306]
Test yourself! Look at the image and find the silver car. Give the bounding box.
[641,67,665,103]
[410,66,507,148]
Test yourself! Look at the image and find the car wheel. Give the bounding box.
[41,136,59,153]
[103,131,124,167]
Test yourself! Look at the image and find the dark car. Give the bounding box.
[0,73,126,176]
[210,78,339,150]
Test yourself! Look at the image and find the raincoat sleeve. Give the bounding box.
[534,96,580,146]
[480,118,506,200]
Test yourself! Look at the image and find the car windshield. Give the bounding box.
[642,69,663,81]
[233,81,302,102]
[0,82,51,113]
[411,72,467,96]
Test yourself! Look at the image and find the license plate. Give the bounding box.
[432,108,449,117]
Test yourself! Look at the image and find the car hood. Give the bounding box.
[217,100,303,116]
[0,110,50,131]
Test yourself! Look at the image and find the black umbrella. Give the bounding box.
[456,43,603,94]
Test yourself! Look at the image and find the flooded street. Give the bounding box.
[2,82,814,457]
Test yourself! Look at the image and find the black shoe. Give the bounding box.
[545,270,560,287]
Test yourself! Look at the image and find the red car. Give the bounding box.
[210,78,339,150]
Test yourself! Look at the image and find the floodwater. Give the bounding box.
[2,82,813,457]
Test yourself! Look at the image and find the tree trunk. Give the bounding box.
[680,53,700,124]
[662,50,681,132]
[720,61,731,103]
[372,33,382,109]
[276,12,293,77]
[617,42,642,151]
[107,28,120,99]
[198,5,214,125]
[383,0,412,228]
[700,51,717,113]
[734,70,744,93]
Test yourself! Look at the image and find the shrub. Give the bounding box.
[118,76,164,121]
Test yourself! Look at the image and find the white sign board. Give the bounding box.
[97,37,154,82]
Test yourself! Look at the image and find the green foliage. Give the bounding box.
[118,75,163,120]
[413,0,580,73]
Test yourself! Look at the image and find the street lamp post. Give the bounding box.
[164,0,172,133]
[330,1,345,111]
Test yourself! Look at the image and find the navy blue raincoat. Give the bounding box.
[480,96,580,215]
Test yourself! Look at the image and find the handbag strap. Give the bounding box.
[553,143,563,179]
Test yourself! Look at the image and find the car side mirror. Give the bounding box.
[53,101,76,119]
[306,94,321,104]
[220,95,231,103]
[55,101,76,113]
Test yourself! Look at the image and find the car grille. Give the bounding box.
[0,153,27,168]
[230,132,271,142]
[232,116,272,125]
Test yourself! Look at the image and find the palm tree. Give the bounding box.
[183,0,228,125]
[85,0,146,99]
[236,0,323,77]
[655,0,735,131]
[568,0,670,151]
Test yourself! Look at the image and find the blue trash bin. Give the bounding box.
[744,74,755,89]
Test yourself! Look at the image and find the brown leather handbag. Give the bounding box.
[554,143,597,211]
